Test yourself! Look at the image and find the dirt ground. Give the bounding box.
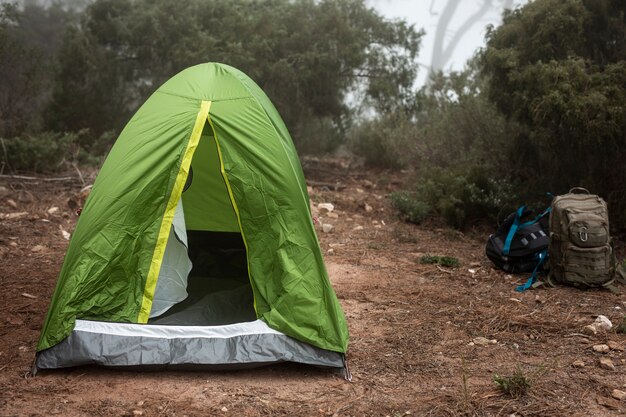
[1,158,626,417]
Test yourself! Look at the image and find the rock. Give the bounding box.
[599,357,615,371]
[363,203,373,213]
[0,185,8,196]
[322,224,333,233]
[593,344,610,354]
[221,406,228,412]
[352,225,364,231]
[326,212,339,219]
[594,315,613,331]
[1,212,28,220]
[572,360,585,368]
[61,229,71,240]
[31,245,45,253]
[6,199,17,209]
[327,248,335,255]
[47,206,59,215]
[317,203,334,214]
[612,389,626,401]
[132,410,143,416]
[9,242,17,247]
[608,341,624,351]
[472,337,497,346]
[583,325,598,335]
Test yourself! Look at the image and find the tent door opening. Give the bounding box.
[149,126,255,326]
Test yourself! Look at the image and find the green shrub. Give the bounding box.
[2,132,76,173]
[493,367,532,398]
[391,166,517,229]
[349,112,418,169]
[1,130,113,174]
[420,255,460,268]
[390,191,431,224]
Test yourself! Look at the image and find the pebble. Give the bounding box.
[352,225,364,231]
[132,410,143,416]
[612,389,626,401]
[608,341,624,351]
[317,203,334,214]
[583,325,598,335]
[599,357,616,371]
[472,336,497,346]
[31,245,46,253]
[594,315,613,331]
[322,224,333,233]
[572,360,585,368]
[593,344,610,354]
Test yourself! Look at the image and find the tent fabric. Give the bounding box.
[35,319,344,370]
[149,199,192,318]
[36,63,349,360]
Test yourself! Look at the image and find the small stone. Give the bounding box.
[31,245,45,253]
[599,357,616,371]
[612,389,626,401]
[136,401,144,407]
[608,341,624,351]
[363,203,373,212]
[594,315,613,332]
[132,410,143,416]
[47,206,59,215]
[9,242,17,247]
[472,337,497,346]
[322,224,333,233]
[572,360,585,368]
[221,406,228,412]
[593,344,610,354]
[352,225,364,231]
[327,248,335,255]
[6,199,17,209]
[317,203,334,214]
[326,212,339,219]
[583,325,598,335]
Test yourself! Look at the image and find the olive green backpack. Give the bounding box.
[547,188,625,289]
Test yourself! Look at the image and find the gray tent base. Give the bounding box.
[34,319,344,373]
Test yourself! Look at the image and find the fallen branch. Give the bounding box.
[0,174,78,182]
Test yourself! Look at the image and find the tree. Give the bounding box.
[46,0,422,149]
[481,0,626,226]
[0,3,47,137]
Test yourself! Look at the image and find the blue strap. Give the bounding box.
[515,249,548,292]
[503,205,525,255]
[503,206,551,255]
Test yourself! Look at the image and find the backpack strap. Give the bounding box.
[503,206,525,255]
[503,206,552,255]
[515,249,548,292]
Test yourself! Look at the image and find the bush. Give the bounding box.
[1,130,114,174]
[392,166,518,229]
[390,191,431,224]
[2,132,76,173]
[349,112,418,169]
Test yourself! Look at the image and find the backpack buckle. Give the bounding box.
[579,227,588,242]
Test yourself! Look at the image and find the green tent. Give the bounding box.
[35,63,349,371]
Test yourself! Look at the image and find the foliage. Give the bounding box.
[45,0,422,149]
[481,0,626,227]
[382,63,520,229]
[493,367,532,398]
[2,131,77,173]
[1,130,112,173]
[350,112,418,168]
[420,255,460,268]
[390,191,431,224]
